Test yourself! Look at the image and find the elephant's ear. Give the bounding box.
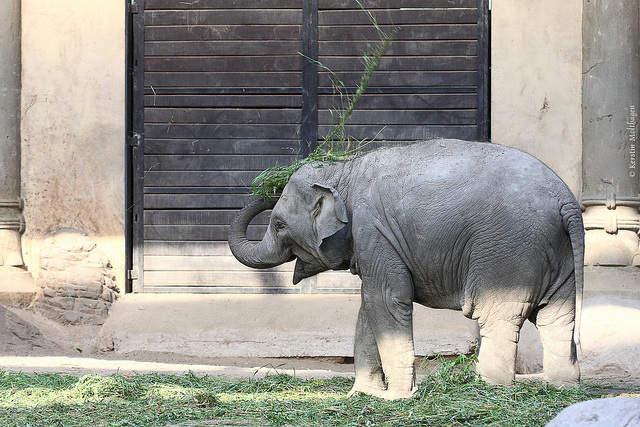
[311,183,348,246]
[311,183,350,269]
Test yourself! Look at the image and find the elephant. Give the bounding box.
[228,139,583,399]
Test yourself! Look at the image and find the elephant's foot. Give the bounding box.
[347,384,417,400]
[477,335,517,386]
[347,377,386,398]
[545,371,579,388]
[347,384,383,398]
[541,339,580,388]
[379,387,417,400]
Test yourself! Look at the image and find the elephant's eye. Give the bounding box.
[273,219,287,232]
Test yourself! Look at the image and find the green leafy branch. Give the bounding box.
[251,7,396,199]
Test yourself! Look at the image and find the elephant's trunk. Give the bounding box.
[228,197,292,269]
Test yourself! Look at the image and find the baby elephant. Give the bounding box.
[229,139,583,399]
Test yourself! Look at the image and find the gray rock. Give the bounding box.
[546,397,640,426]
[0,305,56,353]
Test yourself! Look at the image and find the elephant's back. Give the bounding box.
[356,139,569,202]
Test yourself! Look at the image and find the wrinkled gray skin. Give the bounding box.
[229,139,583,399]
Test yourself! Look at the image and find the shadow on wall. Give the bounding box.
[517,294,640,378]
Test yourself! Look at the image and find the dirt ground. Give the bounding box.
[2,303,640,394]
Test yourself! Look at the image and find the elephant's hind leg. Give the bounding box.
[535,283,580,387]
[348,304,386,397]
[476,314,526,386]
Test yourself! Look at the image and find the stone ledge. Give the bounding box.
[584,266,640,298]
[0,267,36,308]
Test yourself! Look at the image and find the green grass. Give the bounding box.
[0,355,628,427]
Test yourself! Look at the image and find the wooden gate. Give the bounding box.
[128,0,490,293]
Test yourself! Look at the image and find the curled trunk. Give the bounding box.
[227,197,291,269]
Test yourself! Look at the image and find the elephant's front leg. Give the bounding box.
[360,265,416,399]
[348,304,386,397]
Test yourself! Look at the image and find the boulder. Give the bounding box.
[546,397,640,426]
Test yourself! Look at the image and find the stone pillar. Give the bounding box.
[582,0,640,266]
[0,0,35,304]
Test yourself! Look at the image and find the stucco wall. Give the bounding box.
[491,0,583,197]
[20,1,126,289]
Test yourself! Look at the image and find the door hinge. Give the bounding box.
[129,2,140,14]
[127,269,139,281]
[129,133,142,147]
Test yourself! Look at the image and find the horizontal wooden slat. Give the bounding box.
[319,70,477,88]
[146,41,475,57]
[144,72,301,88]
[143,270,295,286]
[319,41,476,56]
[146,0,302,9]
[144,209,271,226]
[319,0,476,8]
[144,255,293,272]
[144,224,266,241]
[144,139,301,155]
[144,24,476,43]
[141,286,303,294]
[145,94,302,108]
[144,193,259,209]
[316,288,359,294]
[147,70,476,89]
[319,9,478,26]
[144,187,252,195]
[145,10,302,26]
[144,92,477,108]
[319,109,477,125]
[144,154,298,171]
[144,241,236,256]
[145,41,301,56]
[144,124,300,139]
[145,108,300,125]
[319,93,477,109]
[145,56,302,72]
[142,274,360,293]
[127,106,475,130]
[145,25,302,42]
[144,171,259,188]
[320,24,477,41]
[144,0,475,9]
[320,56,477,72]
[317,124,478,141]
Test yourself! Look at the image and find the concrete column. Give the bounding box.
[0,0,35,304]
[582,0,640,266]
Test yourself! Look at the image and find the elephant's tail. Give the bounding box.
[561,202,585,364]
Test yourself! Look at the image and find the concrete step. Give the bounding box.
[97,294,479,359]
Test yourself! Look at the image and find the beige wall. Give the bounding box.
[491,0,583,197]
[21,1,126,289]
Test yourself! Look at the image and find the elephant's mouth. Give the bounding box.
[285,253,297,263]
